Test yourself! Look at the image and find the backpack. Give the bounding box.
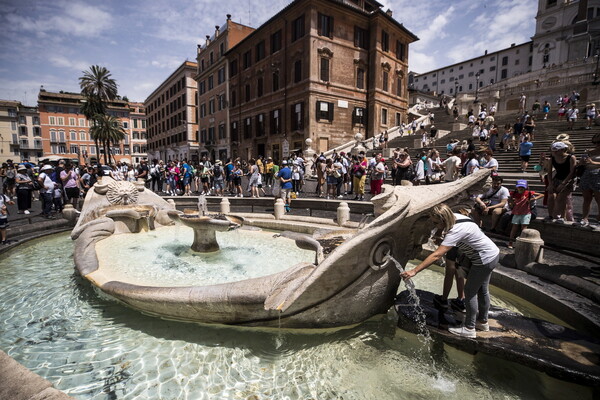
[575,93,580,100]
[213,165,222,178]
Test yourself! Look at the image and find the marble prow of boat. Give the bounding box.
[394,289,600,387]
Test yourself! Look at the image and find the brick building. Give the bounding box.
[145,61,199,163]
[37,90,140,165]
[127,102,148,164]
[195,0,417,161]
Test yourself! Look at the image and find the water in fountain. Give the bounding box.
[0,234,589,399]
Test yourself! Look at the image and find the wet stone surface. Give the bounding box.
[395,289,600,387]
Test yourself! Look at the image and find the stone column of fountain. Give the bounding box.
[167,195,243,253]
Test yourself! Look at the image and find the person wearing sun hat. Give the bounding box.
[15,164,34,214]
[507,179,544,249]
[546,140,577,223]
[38,164,56,219]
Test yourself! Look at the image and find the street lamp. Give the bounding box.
[474,72,481,103]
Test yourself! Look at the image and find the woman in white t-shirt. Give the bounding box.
[401,203,500,338]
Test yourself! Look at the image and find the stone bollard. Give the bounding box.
[274,198,285,220]
[515,228,544,269]
[337,202,350,227]
[220,197,230,214]
[62,204,79,226]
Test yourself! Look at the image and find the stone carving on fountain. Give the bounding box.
[72,170,491,328]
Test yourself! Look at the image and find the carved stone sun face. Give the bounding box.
[106,181,139,205]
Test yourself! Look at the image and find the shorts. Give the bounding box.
[183,176,191,186]
[214,179,224,190]
[0,216,7,229]
[519,155,530,162]
[280,188,291,201]
[233,176,242,186]
[65,187,80,200]
[579,168,600,192]
[446,246,459,261]
[201,177,209,183]
[511,214,532,225]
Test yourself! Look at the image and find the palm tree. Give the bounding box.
[79,65,119,163]
[90,114,126,165]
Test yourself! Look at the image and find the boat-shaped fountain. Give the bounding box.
[72,172,491,328]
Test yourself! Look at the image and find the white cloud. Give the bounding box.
[49,56,89,72]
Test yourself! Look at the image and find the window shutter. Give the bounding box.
[318,13,322,35]
[291,104,296,130]
[316,102,321,121]
[328,102,334,121]
[329,17,334,39]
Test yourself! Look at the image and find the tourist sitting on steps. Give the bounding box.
[471,175,509,233]
[401,203,500,338]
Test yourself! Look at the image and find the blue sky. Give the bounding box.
[0,0,537,105]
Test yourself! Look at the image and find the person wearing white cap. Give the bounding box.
[546,141,577,223]
[38,165,56,219]
[15,164,33,214]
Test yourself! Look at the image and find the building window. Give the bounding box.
[230,91,237,107]
[70,130,76,140]
[381,30,389,52]
[382,71,389,92]
[440,79,445,84]
[291,102,304,130]
[547,0,557,7]
[501,56,508,66]
[356,68,365,89]
[396,76,403,96]
[200,103,206,118]
[230,122,238,141]
[489,66,495,71]
[69,117,75,126]
[19,126,27,136]
[33,127,41,136]
[270,109,281,134]
[79,131,86,140]
[396,41,405,61]
[256,114,265,136]
[257,77,264,97]
[209,99,215,114]
[291,14,305,42]
[244,117,252,139]
[272,71,280,91]
[316,101,334,122]
[208,75,214,90]
[220,42,225,56]
[208,126,215,142]
[501,69,507,79]
[230,59,238,76]
[245,84,251,102]
[294,60,302,83]
[381,108,388,125]
[79,118,85,127]
[515,59,520,65]
[255,40,265,62]
[320,58,330,82]
[353,107,365,125]
[318,13,334,38]
[396,112,402,126]
[243,50,252,69]
[218,123,225,139]
[271,30,282,53]
[354,26,369,49]
[58,117,64,125]
[199,80,206,95]
[218,67,225,84]
[468,72,474,77]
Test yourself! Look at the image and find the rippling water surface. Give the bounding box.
[0,233,587,399]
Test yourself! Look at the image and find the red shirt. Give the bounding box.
[510,190,536,215]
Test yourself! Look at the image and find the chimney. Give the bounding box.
[227,14,231,21]
[484,50,488,55]
[215,25,220,36]
[206,35,210,46]
[386,9,393,17]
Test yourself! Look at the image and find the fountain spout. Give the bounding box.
[198,195,208,216]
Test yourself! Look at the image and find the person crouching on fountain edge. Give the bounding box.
[401,203,500,338]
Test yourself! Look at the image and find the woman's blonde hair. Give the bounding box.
[430,203,456,232]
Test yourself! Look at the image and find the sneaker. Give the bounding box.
[448,325,476,338]
[337,195,344,199]
[475,321,490,331]
[507,242,514,249]
[543,216,553,222]
[554,217,565,224]
[450,298,466,312]
[24,210,30,215]
[433,294,448,309]
[575,219,589,227]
